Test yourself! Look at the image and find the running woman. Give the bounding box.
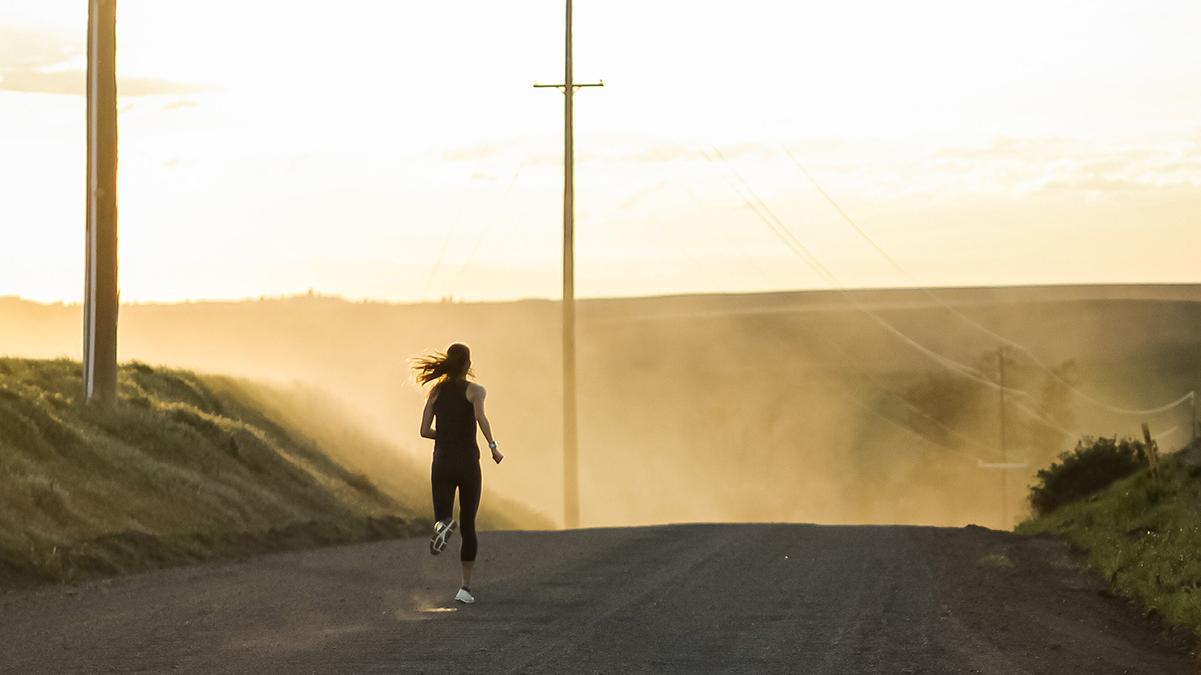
[412,343,503,604]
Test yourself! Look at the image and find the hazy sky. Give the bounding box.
[2,0,1200,303]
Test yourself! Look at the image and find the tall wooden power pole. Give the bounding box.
[535,0,602,529]
[84,0,120,404]
[998,347,1008,528]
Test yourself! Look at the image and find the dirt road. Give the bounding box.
[0,524,1192,673]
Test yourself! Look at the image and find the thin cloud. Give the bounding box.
[617,180,668,210]
[441,141,513,162]
[1039,176,1164,193]
[0,69,209,96]
[935,136,1075,161]
[1039,174,1201,194]
[623,146,707,163]
[0,27,77,69]
[163,98,199,111]
[622,143,774,164]
[0,25,207,97]
[1154,160,1201,178]
[620,140,844,165]
[923,135,1201,197]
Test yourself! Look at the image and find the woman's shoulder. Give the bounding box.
[465,381,486,397]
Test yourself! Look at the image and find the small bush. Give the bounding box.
[1029,436,1147,517]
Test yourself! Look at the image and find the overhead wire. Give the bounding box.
[696,149,1010,455]
[655,147,1007,461]
[704,145,1083,437]
[692,155,1033,460]
[635,220,1007,461]
[421,187,474,298]
[421,150,498,298]
[774,322,1010,460]
[828,384,991,463]
[450,157,529,285]
[778,145,1197,419]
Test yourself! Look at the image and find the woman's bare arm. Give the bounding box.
[419,389,438,440]
[469,384,502,463]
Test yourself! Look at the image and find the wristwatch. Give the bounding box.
[488,441,498,450]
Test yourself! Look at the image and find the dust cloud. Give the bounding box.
[2,285,1199,530]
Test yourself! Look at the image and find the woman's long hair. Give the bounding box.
[411,343,473,388]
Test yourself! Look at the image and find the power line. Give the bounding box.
[779,145,1196,419]
[683,163,1029,458]
[421,166,488,298]
[449,157,529,289]
[784,321,1009,459]
[704,145,1083,437]
[828,383,989,463]
[681,155,1015,459]
[706,148,1016,389]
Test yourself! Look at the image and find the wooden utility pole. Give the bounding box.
[535,0,602,529]
[977,348,1029,529]
[1140,422,1161,481]
[998,347,1008,529]
[84,0,119,405]
[1192,391,1199,444]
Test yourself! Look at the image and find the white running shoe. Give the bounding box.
[455,586,476,604]
[429,518,456,555]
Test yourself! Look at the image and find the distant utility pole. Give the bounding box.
[998,347,1008,528]
[978,348,1027,529]
[83,0,120,405]
[1192,391,1199,444]
[534,0,602,529]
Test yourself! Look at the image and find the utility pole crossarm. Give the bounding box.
[533,81,605,89]
[977,461,1029,470]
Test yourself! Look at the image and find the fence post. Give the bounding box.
[1140,422,1160,484]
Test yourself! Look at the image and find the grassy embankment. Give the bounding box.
[0,358,543,588]
[1018,438,1201,638]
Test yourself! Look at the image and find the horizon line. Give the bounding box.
[4,280,1201,309]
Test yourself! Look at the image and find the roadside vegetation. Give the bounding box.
[1019,435,1201,639]
[0,358,544,588]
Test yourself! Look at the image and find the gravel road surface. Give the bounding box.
[0,524,1192,673]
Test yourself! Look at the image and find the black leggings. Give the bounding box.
[431,453,481,562]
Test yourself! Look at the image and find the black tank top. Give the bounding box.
[433,379,479,457]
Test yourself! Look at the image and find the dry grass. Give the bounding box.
[0,358,426,587]
[1019,440,1201,639]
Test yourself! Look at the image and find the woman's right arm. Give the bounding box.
[419,390,438,440]
[471,385,503,464]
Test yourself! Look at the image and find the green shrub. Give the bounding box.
[1028,436,1146,517]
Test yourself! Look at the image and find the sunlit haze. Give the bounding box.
[4,6,1201,665]
[2,0,1200,303]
